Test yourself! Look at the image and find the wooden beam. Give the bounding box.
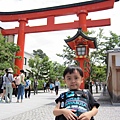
[0,0,114,22]
[1,18,110,35]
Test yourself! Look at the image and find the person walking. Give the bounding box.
[17,69,25,103]
[0,76,4,102]
[33,79,38,95]
[49,81,55,93]
[25,76,31,98]
[53,66,100,120]
[43,81,46,92]
[0,76,3,98]
[54,78,60,95]
[0,69,9,103]
[4,68,14,103]
[46,81,50,92]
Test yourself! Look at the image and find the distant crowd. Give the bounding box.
[0,68,62,104]
[43,78,61,95]
[0,68,39,103]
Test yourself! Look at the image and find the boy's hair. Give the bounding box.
[63,66,83,78]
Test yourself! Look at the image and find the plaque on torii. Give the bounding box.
[0,0,118,79]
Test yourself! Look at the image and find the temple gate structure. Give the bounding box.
[0,0,119,89]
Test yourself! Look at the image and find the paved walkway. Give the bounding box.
[0,87,120,120]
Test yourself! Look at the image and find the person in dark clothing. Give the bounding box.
[89,81,93,94]
[46,81,50,92]
[33,79,38,95]
[0,76,3,99]
[54,78,60,95]
[1,69,8,102]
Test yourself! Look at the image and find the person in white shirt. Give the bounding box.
[4,68,14,103]
[55,78,60,95]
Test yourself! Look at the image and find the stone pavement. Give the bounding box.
[0,87,120,120]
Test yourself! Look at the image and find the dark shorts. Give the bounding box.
[0,89,3,93]
[50,88,54,90]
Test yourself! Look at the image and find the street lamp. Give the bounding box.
[76,45,86,56]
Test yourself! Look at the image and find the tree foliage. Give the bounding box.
[27,50,65,81]
[56,45,77,66]
[91,29,120,65]
[56,29,120,82]
[33,49,47,58]
[0,34,20,75]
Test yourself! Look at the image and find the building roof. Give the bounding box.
[107,48,120,53]
[0,0,114,15]
[64,28,97,50]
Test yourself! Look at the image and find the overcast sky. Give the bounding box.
[0,0,120,64]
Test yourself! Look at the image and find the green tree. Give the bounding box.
[90,29,120,81]
[27,48,66,82]
[56,45,77,66]
[50,62,65,80]
[0,34,20,75]
[56,29,120,82]
[27,55,52,79]
[33,49,47,58]
[91,29,120,65]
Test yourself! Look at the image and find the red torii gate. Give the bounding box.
[0,0,117,75]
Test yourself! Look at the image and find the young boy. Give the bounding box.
[53,66,100,120]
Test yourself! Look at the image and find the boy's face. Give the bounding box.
[64,70,83,90]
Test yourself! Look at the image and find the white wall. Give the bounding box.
[116,55,120,66]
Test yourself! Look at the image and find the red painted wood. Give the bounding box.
[1,18,110,35]
[15,19,27,74]
[77,10,88,32]
[0,0,114,22]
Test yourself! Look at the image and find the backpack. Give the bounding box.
[15,76,21,85]
[55,89,90,120]
[50,83,54,89]
[25,80,29,89]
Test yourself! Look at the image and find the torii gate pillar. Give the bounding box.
[77,10,88,32]
[77,10,88,89]
[15,18,27,74]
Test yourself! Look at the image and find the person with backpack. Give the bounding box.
[53,66,100,120]
[4,68,14,103]
[49,81,55,93]
[25,76,31,98]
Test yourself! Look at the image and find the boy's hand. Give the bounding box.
[63,108,78,120]
[78,111,92,120]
